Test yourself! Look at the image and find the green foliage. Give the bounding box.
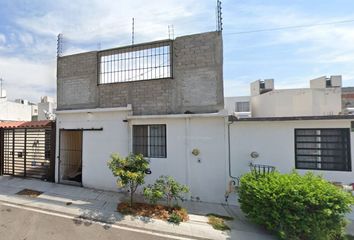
[144,175,189,207]
[207,215,231,231]
[206,213,234,221]
[168,212,183,224]
[238,171,354,240]
[108,153,150,206]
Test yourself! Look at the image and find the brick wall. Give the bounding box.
[57,31,224,115]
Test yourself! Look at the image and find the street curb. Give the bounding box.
[0,198,221,240]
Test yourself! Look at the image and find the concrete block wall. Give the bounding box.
[57,31,224,115]
[57,51,98,110]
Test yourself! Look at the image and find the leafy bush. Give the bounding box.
[144,175,189,207]
[168,211,183,224]
[108,153,150,207]
[238,171,354,240]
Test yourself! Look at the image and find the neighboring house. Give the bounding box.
[224,96,251,118]
[342,87,354,114]
[225,76,347,118]
[0,94,35,121]
[38,96,57,120]
[250,76,342,117]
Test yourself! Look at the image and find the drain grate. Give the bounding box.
[16,189,43,198]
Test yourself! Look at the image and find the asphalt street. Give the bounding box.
[0,203,183,240]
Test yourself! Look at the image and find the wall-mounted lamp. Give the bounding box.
[192,148,200,156]
[250,151,259,159]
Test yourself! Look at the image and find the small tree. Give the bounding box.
[108,153,150,207]
[144,176,189,207]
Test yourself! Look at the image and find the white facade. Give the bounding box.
[229,119,354,184]
[128,114,228,203]
[251,87,342,117]
[224,96,251,116]
[0,98,33,121]
[56,108,229,203]
[56,107,354,204]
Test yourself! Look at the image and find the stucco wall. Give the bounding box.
[57,31,224,115]
[229,119,354,184]
[128,116,228,203]
[251,88,342,117]
[224,96,250,114]
[0,100,32,121]
[55,110,130,190]
[56,111,229,203]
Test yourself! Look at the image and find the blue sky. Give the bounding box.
[0,0,353,102]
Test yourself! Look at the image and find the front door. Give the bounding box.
[59,130,82,185]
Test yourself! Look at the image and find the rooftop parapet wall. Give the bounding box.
[57,31,224,115]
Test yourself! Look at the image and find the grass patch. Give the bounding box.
[206,213,234,221]
[207,215,231,231]
[117,202,189,223]
[206,213,233,231]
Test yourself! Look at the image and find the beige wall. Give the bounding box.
[251,87,342,117]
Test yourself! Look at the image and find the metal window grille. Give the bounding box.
[294,128,351,171]
[133,125,166,158]
[235,102,250,112]
[98,41,172,84]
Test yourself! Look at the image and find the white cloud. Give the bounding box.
[0,34,5,44]
[0,0,216,102]
[15,0,212,49]
[0,56,56,102]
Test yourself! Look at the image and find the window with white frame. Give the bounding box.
[235,101,250,112]
[294,128,351,171]
[133,125,166,158]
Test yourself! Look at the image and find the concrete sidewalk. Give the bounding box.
[0,176,276,240]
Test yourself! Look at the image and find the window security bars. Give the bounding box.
[294,128,351,171]
[133,125,166,158]
[98,41,172,84]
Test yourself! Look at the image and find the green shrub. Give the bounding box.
[108,153,150,207]
[168,211,183,224]
[144,176,189,207]
[238,171,353,240]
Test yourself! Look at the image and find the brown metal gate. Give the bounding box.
[0,121,55,182]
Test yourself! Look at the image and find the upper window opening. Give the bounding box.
[98,41,172,84]
[235,101,250,112]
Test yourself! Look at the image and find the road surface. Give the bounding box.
[0,203,185,240]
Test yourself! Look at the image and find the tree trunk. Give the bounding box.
[130,186,134,207]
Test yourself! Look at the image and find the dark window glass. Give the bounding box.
[295,128,351,171]
[133,125,166,158]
